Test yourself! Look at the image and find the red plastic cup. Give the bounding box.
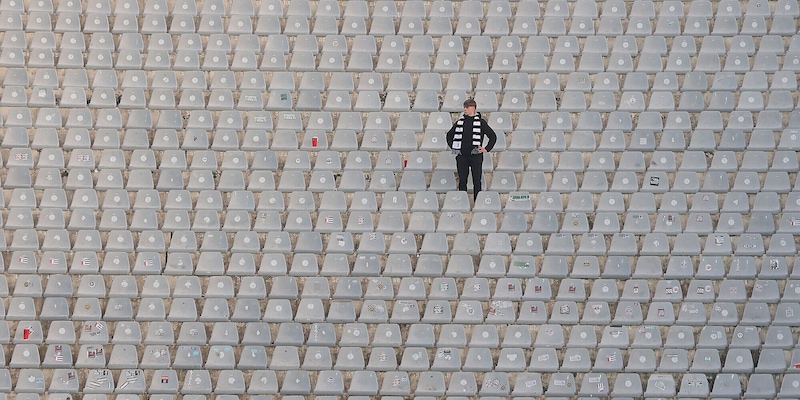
[23,328,30,339]
[312,137,318,147]
[403,159,408,167]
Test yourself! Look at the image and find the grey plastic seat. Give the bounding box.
[755,348,788,373]
[701,324,735,348]
[722,348,755,373]
[688,348,722,373]
[743,373,776,398]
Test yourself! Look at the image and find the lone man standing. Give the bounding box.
[446,99,498,201]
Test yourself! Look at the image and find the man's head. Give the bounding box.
[463,99,477,116]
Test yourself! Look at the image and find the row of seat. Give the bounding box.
[8,48,800,75]
[0,368,770,397]
[0,107,795,137]
[9,129,800,163]
[7,318,800,349]
[3,68,797,97]
[247,0,799,20]
[2,0,519,18]
[5,145,800,173]
[49,31,800,58]
[199,16,800,38]
[3,200,800,228]
[86,122,800,148]
[22,137,800,168]
[3,241,798,275]
[5,341,800,375]
[2,204,800,235]
[9,33,800,58]
[7,272,800,303]
[6,320,800,350]
[0,216,797,251]
[0,296,796,327]
[3,11,800,38]
[4,87,799,115]
[2,289,798,325]
[482,170,800,193]
[6,166,800,195]
[4,126,800,154]
[3,109,787,136]
[4,128,800,155]
[255,189,800,215]
[5,70,796,100]
[14,147,799,174]
[7,187,798,213]
[5,0,792,20]
[0,226,797,255]
[0,108,267,130]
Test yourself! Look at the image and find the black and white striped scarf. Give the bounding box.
[452,112,482,151]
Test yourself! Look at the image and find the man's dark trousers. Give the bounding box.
[456,152,483,200]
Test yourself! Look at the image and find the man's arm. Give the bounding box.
[482,120,497,152]
[446,123,457,149]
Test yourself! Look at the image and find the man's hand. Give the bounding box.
[477,146,488,153]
